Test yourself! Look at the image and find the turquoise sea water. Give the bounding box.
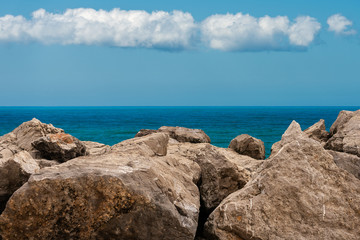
[0,107,359,157]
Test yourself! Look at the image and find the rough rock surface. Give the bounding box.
[83,141,111,156]
[111,132,169,157]
[329,110,355,135]
[32,133,87,162]
[204,122,360,240]
[0,152,201,240]
[35,159,60,169]
[270,120,305,157]
[328,150,360,179]
[325,110,360,157]
[135,126,211,144]
[167,143,262,211]
[228,134,265,160]
[0,118,63,159]
[0,151,39,213]
[304,119,330,143]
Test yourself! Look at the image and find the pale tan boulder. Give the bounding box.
[204,124,360,240]
[228,134,265,160]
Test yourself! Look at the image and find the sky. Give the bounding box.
[0,0,359,106]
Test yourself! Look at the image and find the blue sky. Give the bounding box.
[0,0,359,106]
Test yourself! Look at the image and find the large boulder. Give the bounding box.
[32,133,87,162]
[204,122,360,240]
[135,126,211,144]
[327,150,360,180]
[167,143,262,212]
[0,151,201,239]
[0,118,63,159]
[0,151,39,213]
[0,118,87,162]
[228,134,265,160]
[304,119,330,144]
[112,132,169,157]
[325,110,360,157]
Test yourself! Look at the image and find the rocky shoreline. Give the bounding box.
[0,110,359,239]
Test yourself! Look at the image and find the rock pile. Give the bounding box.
[0,109,360,240]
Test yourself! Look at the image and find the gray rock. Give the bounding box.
[304,119,330,143]
[325,110,360,157]
[204,124,360,240]
[327,150,360,179]
[112,132,169,157]
[0,152,201,240]
[32,133,87,162]
[228,134,265,160]
[167,143,262,211]
[0,151,39,213]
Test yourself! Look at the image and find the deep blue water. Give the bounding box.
[0,107,359,156]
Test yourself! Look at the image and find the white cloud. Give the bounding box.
[327,14,356,35]
[201,13,321,51]
[0,9,324,51]
[0,8,197,50]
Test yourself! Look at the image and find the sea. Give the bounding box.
[0,106,359,157]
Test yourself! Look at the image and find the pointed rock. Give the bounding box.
[0,118,63,159]
[304,119,330,144]
[270,120,306,157]
[329,110,355,135]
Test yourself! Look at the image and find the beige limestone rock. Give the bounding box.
[135,126,211,144]
[167,143,262,211]
[325,110,360,157]
[32,133,87,162]
[304,119,330,143]
[111,132,169,157]
[0,152,201,240]
[204,124,360,240]
[327,150,360,179]
[0,151,39,213]
[228,134,265,160]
